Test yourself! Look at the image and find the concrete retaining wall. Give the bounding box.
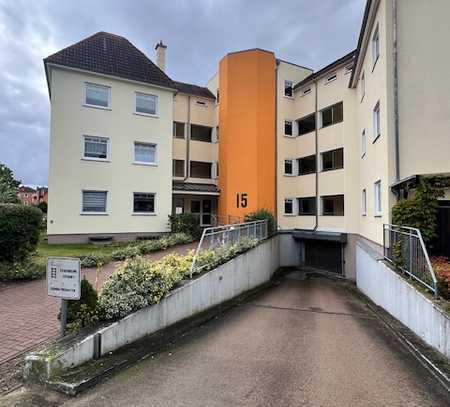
[25,236,281,381]
[356,244,450,358]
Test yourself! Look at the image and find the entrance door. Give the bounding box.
[304,241,343,274]
[436,201,450,258]
[191,199,213,226]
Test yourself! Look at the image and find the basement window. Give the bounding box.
[321,148,343,171]
[297,113,316,136]
[321,195,344,216]
[298,155,316,175]
[298,197,316,216]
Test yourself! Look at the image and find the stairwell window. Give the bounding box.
[373,101,381,142]
[173,122,185,139]
[321,195,344,216]
[134,142,157,165]
[298,197,316,216]
[362,189,367,216]
[135,92,158,116]
[84,83,110,109]
[284,199,294,215]
[133,193,155,214]
[82,191,107,214]
[320,102,343,128]
[285,120,293,136]
[284,159,294,176]
[284,80,294,97]
[372,24,380,69]
[173,159,185,177]
[361,129,366,158]
[360,72,365,102]
[83,136,109,161]
[374,181,382,216]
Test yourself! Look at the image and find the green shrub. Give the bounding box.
[0,204,43,263]
[98,254,192,320]
[137,239,163,254]
[137,233,194,255]
[65,279,99,332]
[81,253,111,268]
[111,246,140,261]
[169,213,201,239]
[0,256,45,281]
[244,209,276,236]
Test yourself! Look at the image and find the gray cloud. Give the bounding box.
[0,0,364,185]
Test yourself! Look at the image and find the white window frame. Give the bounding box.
[284,198,295,216]
[284,120,295,137]
[212,162,219,179]
[84,83,111,109]
[81,190,108,215]
[134,92,158,117]
[360,71,365,102]
[373,101,381,142]
[132,192,157,216]
[284,80,294,98]
[324,73,337,85]
[372,24,380,69]
[133,142,158,166]
[361,129,366,158]
[82,135,110,162]
[284,159,296,176]
[362,189,367,216]
[374,180,382,216]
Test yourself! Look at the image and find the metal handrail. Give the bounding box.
[383,224,438,298]
[189,220,268,278]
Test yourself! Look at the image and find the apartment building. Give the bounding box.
[45,0,450,277]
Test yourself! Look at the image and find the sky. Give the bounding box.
[0,0,365,187]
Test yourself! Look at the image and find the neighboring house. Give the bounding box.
[18,186,48,206]
[45,0,450,279]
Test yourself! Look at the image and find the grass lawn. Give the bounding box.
[34,236,124,267]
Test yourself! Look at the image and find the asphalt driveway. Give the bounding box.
[64,272,449,406]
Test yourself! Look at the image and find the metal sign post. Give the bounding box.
[47,257,81,336]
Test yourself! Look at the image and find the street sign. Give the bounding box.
[47,257,81,300]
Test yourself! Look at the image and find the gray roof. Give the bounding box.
[173,81,215,99]
[173,182,220,194]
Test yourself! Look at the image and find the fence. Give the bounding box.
[383,224,438,297]
[189,220,269,278]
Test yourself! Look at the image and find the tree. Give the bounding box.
[0,163,20,204]
[37,201,48,214]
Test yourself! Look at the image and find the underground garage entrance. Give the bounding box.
[293,230,347,275]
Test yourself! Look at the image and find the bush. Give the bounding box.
[0,204,43,263]
[98,254,191,320]
[244,209,276,236]
[169,213,201,239]
[137,239,163,254]
[0,256,45,281]
[81,253,111,268]
[111,246,140,261]
[137,233,194,255]
[65,279,99,332]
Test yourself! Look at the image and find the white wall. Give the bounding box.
[47,68,174,237]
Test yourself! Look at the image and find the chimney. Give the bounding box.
[155,40,167,71]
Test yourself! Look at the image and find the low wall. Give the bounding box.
[356,244,450,359]
[25,236,280,382]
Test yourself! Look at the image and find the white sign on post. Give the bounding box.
[47,257,81,300]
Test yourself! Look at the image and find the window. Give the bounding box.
[216,90,220,103]
[298,155,316,175]
[362,189,367,216]
[302,87,311,96]
[374,181,382,216]
[320,102,343,128]
[284,199,294,215]
[190,161,212,178]
[83,136,109,160]
[372,24,380,68]
[195,100,207,107]
[82,191,107,213]
[325,73,337,84]
[298,197,316,216]
[360,72,365,101]
[321,148,343,171]
[133,193,155,214]
[213,161,219,178]
[173,159,185,177]
[134,142,156,165]
[284,159,294,175]
[173,122,185,139]
[284,80,293,97]
[191,124,212,142]
[135,92,157,116]
[216,126,219,141]
[373,101,381,141]
[361,129,366,158]
[285,120,293,136]
[344,64,353,75]
[85,83,110,108]
[297,113,316,136]
[321,195,344,216]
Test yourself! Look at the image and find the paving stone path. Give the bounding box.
[0,242,197,364]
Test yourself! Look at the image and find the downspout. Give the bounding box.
[313,79,319,230]
[393,0,400,181]
[183,95,191,181]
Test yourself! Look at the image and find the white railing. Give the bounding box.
[189,220,268,278]
[383,224,439,298]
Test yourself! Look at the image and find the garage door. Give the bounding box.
[304,241,343,274]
